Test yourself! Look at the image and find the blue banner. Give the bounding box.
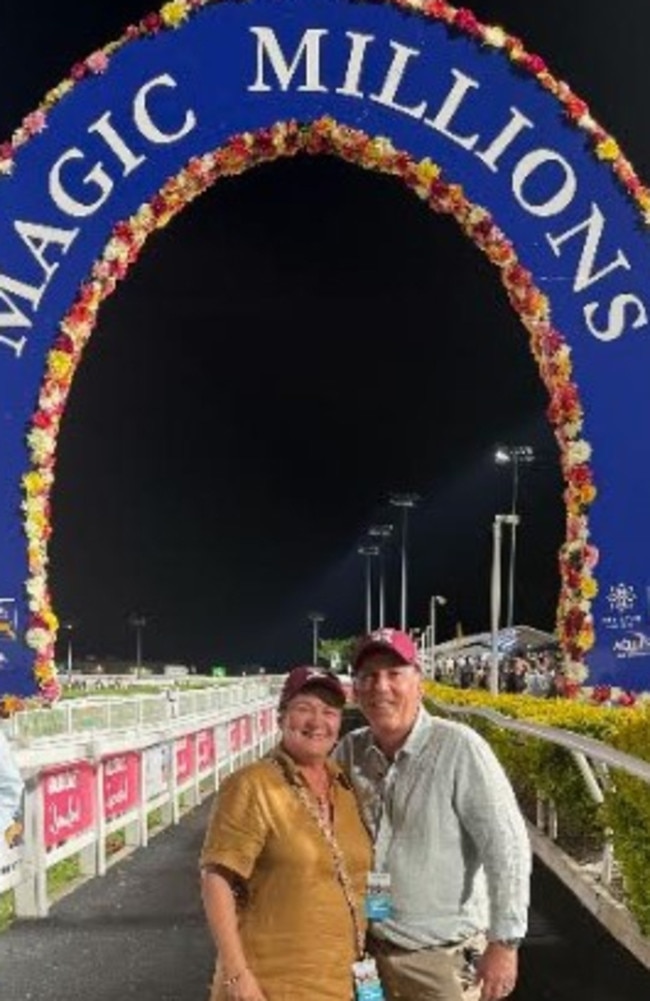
[1,0,649,702]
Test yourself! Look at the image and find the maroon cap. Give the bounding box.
[279,666,347,709]
[351,628,419,672]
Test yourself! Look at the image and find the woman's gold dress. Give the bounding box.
[200,751,372,1001]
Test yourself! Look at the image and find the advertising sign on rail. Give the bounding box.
[43,762,94,848]
[103,752,140,820]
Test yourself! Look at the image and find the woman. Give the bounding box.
[200,666,372,1001]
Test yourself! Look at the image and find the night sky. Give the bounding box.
[2,2,648,671]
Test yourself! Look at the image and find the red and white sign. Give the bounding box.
[43,763,95,848]
[175,734,195,783]
[196,729,215,772]
[258,707,274,736]
[103,753,140,820]
[228,718,242,754]
[144,744,170,800]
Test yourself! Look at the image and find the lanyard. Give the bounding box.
[271,754,365,960]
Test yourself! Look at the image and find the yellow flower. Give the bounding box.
[22,471,45,496]
[160,0,190,28]
[416,158,440,185]
[580,575,598,599]
[596,137,620,162]
[48,350,73,381]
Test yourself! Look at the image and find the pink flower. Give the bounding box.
[85,51,110,75]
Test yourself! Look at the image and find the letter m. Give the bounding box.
[248,27,328,92]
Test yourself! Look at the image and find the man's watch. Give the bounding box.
[493,938,522,950]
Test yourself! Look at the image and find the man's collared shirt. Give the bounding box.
[336,707,531,949]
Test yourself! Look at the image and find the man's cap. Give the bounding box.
[279,666,347,709]
[351,628,419,672]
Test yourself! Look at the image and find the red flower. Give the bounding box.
[141,13,163,33]
[32,410,53,430]
[569,464,593,488]
[423,0,452,19]
[453,9,481,36]
[592,684,611,704]
[566,95,589,121]
[70,62,88,82]
[521,53,547,76]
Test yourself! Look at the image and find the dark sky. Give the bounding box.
[2,2,649,671]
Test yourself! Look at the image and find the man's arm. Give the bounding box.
[453,728,531,940]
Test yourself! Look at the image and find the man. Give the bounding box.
[336,628,531,1001]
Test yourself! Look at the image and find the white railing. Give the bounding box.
[1,677,277,742]
[0,685,279,917]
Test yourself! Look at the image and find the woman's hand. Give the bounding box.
[224,967,267,1001]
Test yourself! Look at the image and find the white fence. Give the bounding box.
[0,679,279,917]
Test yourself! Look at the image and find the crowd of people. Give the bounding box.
[433,648,565,696]
[200,628,531,1001]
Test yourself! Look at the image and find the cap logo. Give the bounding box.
[370,629,395,643]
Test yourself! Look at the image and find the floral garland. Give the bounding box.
[2,0,648,224]
[5,0,643,710]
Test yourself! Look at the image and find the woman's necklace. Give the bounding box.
[301,768,333,825]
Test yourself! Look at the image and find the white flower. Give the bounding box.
[484,26,507,48]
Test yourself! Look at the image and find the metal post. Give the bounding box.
[490,515,518,694]
[357,547,379,632]
[400,506,408,630]
[506,456,520,629]
[389,494,419,632]
[489,516,504,695]
[128,613,147,678]
[308,612,325,665]
[429,595,447,675]
[364,554,372,632]
[494,445,534,630]
[368,525,393,629]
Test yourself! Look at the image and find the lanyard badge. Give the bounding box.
[364,871,393,921]
[352,957,385,1001]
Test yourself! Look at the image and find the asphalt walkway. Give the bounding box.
[1,797,650,1001]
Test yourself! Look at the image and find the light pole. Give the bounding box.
[368,524,393,628]
[489,514,519,694]
[357,545,379,632]
[429,595,447,673]
[389,493,420,631]
[61,621,74,679]
[495,444,534,628]
[307,611,326,665]
[128,613,147,677]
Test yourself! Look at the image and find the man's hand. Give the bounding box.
[475,941,518,1001]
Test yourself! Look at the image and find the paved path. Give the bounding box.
[1,797,650,1001]
[0,801,215,1001]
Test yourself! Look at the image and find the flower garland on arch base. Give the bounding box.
[6,115,599,716]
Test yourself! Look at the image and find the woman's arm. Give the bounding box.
[201,866,267,1001]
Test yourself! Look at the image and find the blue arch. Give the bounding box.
[1,0,648,704]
